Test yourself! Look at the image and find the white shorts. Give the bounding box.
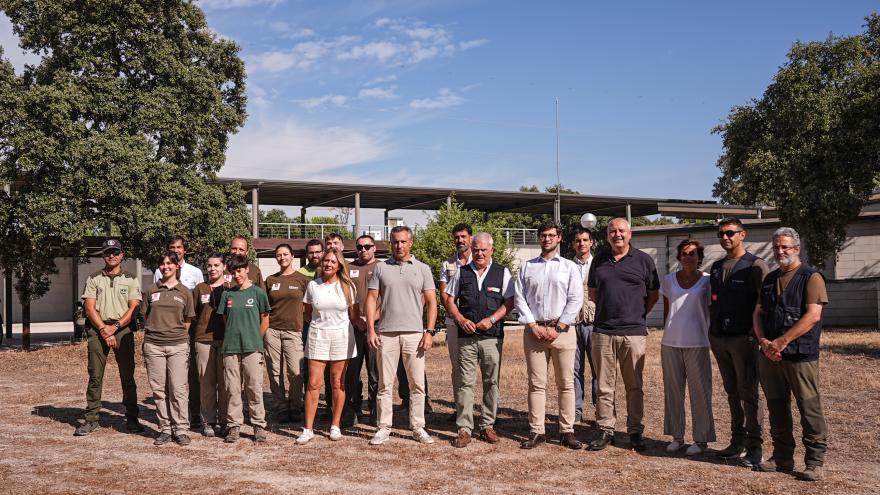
[306,325,358,361]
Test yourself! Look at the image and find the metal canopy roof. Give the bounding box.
[217,177,723,217]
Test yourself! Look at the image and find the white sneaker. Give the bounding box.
[412,427,435,444]
[370,428,391,445]
[666,439,683,453]
[296,429,314,445]
[329,425,343,441]
[686,442,707,456]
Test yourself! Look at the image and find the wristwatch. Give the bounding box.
[555,323,568,332]
[489,316,497,325]
[425,328,436,336]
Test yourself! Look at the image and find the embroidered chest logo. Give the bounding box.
[201,294,211,304]
[246,298,255,307]
[173,296,184,304]
[271,283,281,291]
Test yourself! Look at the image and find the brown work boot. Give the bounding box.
[480,427,500,444]
[253,425,268,443]
[452,429,471,448]
[560,431,583,450]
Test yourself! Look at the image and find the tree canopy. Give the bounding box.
[713,13,880,266]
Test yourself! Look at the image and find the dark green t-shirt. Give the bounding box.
[217,285,270,354]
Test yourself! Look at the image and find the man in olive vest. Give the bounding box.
[443,233,514,447]
[709,218,769,466]
[753,227,828,482]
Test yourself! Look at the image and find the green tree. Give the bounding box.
[0,0,249,348]
[713,13,880,266]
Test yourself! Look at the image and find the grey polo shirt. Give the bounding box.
[368,256,436,333]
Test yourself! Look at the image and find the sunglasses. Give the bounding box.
[103,250,122,257]
[717,230,743,238]
[356,244,375,251]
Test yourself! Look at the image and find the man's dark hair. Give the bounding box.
[537,219,562,237]
[160,250,181,266]
[390,225,413,239]
[452,223,472,236]
[718,217,745,230]
[324,232,344,243]
[166,235,188,250]
[356,234,375,243]
[571,227,592,242]
[226,254,249,272]
[274,243,294,255]
[305,239,324,250]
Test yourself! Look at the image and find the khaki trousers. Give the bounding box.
[223,352,267,428]
[195,341,227,425]
[455,336,502,433]
[591,332,647,434]
[377,331,426,430]
[523,327,577,434]
[264,328,305,414]
[446,323,461,396]
[143,341,190,434]
[660,345,716,443]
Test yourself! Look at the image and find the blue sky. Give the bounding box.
[2,0,878,218]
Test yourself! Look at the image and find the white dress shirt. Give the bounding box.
[153,260,204,290]
[514,253,583,325]
[573,255,593,283]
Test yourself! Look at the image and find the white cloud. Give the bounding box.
[459,39,488,50]
[291,28,316,39]
[409,88,465,110]
[336,41,399,63]
[198,0,284,9]
[250,36,358,72]
[268,21,290,32]
[223,118,388,179]
[364,74,397,86]
[297,94,348,109]
[358,85,397,100]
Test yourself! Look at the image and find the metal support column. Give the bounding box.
[300,207,307,238]
[251,186,260,239]
[4,271,12,338]
[446,196,452,209]
[626,203,632,225]
[383,209,390,240]
[354,192,361,237]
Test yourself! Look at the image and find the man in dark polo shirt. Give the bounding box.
[343,234,381,426]
[753,227,829,482]
[587,218,659,451]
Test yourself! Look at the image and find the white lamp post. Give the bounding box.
[580,212,597,230]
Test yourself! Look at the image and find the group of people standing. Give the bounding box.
[72,217,829,482]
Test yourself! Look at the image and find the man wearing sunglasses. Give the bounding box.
[75,239,143,436]
[343,234,381,426]
[708,217,770,466]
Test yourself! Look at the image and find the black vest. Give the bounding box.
[760,265,823,362]
[709,252,759,337]
[456,263,505,339]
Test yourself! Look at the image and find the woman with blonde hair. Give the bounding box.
[297,248,360,444]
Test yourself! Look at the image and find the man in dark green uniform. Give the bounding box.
[75,239,143,436]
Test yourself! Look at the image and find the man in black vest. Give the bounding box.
[752,227,828,482]
[444,233,514,448]
[708,217,769,466]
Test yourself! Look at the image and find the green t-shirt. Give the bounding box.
[217,284,270,354]
[297,265,318,278]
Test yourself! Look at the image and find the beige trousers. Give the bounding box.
[264,328,305,413]
[143,341,190,434]
[195,341,227,426]
[223,352,267,428]
[377,331,426,430]
[591,332,647,434]
[523,327,577,434]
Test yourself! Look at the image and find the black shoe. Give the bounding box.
[154,432,173,446]
[520,432,546,449]
[174,433,191,446]
[629,433,647,452]
[190,419,205,431]
[74,421,100,436]
[716,443,746,460]
[588,431,614,451]
[560,432,583,450]
[742,446,763,467]
[125,417,144,433]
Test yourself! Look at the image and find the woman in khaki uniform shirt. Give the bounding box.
[143,251,196,446]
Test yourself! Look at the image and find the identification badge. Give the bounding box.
[200,294,210,304]
[271,283,281,291]
[151,292,161,302]
[226,298,233,308]
[487,286,501,293]
[350,269,359,278]
[223,274,233,283]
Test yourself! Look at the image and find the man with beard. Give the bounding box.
[752,227,828,482]
[437,223,473,420]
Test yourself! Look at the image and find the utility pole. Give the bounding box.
[554,97,561,223]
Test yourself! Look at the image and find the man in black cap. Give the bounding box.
[75,239,144,436]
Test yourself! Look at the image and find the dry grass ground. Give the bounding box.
[1,328,878,494]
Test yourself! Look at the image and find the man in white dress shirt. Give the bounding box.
[514,220,584,450]
[153,235,204,289]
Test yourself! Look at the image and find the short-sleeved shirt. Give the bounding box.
[440,253,472,325]
[659,272,711,348]
[776,269,829,304]
[192,282,226,342]
[223,263,265,291]
[217,284,270,354]
[297,265,318,279]
[722,255,770,293]
[265,271,311,331]
[304,278,354,331]
[143,282,196,345]
[368,256,435,333]
[588,245,661,336]
[350,259,379,320]
[153,260,204,290]
[82,269,142,322]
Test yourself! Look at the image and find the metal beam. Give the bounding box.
[251,185,260,238]
[305,193,356,208]
[354,192,361,237]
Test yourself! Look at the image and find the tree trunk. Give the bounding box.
[22,301,30,351]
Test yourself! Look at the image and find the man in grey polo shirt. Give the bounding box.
[366,226,438,445]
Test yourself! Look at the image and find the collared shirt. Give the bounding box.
[368,255,435,333]
[440,253,472,325]
[143,282,196,345]
[445,261,514,298]
[350,259,379,321]
[573,255,593,282]
[82,269,142,322]
[514,253,583,326]
[297,264,318,279]
[588,245,660,336]
[573,255,595,324]
[153,260,204,290]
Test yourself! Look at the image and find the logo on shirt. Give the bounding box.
[271,283,281,291]
[151,293,161,302]
[226,299,234,308]
[119,287,128,296]
[173,296,184,304]
[200,294,210,304]
[487,286,501,293]
[350,269,359,278]
[246,298,255,307]
[290,286,299,290]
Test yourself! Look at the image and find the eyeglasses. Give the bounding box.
[773,245,797,252]
[356,244,375,251]
[717,230,743,238]
[103,250,122,257]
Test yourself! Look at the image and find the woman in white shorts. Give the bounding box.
[297,247,360,444]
